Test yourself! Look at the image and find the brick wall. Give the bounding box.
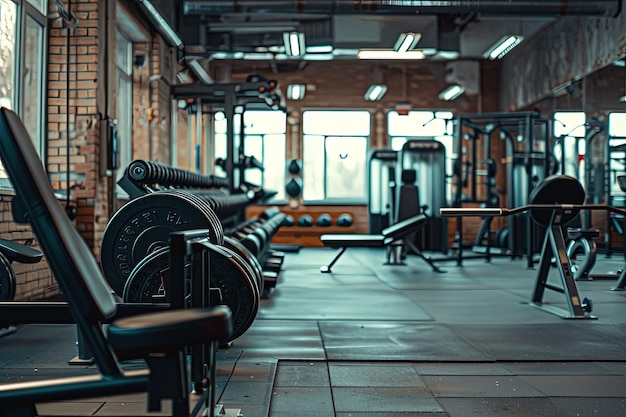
[0,194,52,301]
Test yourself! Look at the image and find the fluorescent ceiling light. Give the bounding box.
[433,50,460,60]
[186,59,214,84]
[287,84,306,100]
[333,48,360,56]
[364,85,388,101]
[306,45,333,53]
[438,85,465,101]
[242,53,275,60]
[394,32,421,53]
[302,53,334,61]
[211,52,245,60]
[357,49,425,60]
[483,35,524,60]
[136,0,183,49]
[283,32,306,56]
[435,111,454,119]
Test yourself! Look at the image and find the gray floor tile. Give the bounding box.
[414,363,514,376]
[502,361,622,375]
[519,375,626,397]
[274,361,330,387]
[422,375,545,398]
[332,387,443,413]
[93,401,170,416]
[37,402,104,416]
[598,361,626,374]
[551,397,626,417]
[229,360,277,382]
[269,387,334,412]
[437,397,572,417]
[336,413,449,417]
[329,363,425,387]
[219,381,273,404]
[321,322,492,361]
[451,323,626,361]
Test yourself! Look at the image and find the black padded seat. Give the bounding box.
[109,306,232,360]
[382,214,428,241]
[0,238,43,264]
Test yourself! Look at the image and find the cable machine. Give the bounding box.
[368,149,398,234]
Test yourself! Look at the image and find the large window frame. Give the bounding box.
[0,0,47,188]
[553,111,586,183]
[115,30,133,188]
[214,110,287,202]
[302,110,371,204]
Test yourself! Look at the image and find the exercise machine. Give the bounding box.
[442,174,626,319]
[400,140,447,252]
[452,111,551,266]
[320,214,444,273]
[368,149,398,234]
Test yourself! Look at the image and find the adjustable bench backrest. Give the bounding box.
[381,214,428,242]
[0,108,121,376]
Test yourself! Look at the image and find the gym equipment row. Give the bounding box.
[442,174,626,319]
[102,161,287,344]
[0,107,233,417]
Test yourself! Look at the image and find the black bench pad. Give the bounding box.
[382,214,428,240]
[320,234,386,248]
[320,214,427,249]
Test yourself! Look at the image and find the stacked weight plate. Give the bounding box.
[100,189,260,344]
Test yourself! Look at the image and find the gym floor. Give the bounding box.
[2,246,626,416]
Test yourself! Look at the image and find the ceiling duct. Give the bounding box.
[183,1,621,17]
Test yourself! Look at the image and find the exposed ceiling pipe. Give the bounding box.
[183,0,621,17]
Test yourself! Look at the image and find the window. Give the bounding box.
[553,111,586,181]
[387,110,455,202]
[302,110,370,203]
[115,31,133,188]
[0,0,46,187]
[0,0,17,111]
[22,13,45,151]
[214,110,287,201]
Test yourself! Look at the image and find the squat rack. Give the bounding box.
[452,111,551,267]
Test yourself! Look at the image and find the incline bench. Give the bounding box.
[320,214,444,273]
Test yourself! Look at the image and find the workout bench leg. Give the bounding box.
[320,247,347,273]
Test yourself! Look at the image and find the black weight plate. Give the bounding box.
[123,246,259,344]
[100,191,220,295]
[211,246,260,341]
[123,247,173,304]
[223,236,264,294]
[0,251,16,301]
[528,175,585,227]
[164,190,224,245]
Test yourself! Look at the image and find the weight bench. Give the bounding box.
[320,214,444,273]
[0,107,233,417]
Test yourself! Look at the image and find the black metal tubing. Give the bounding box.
[0,302,171,325]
